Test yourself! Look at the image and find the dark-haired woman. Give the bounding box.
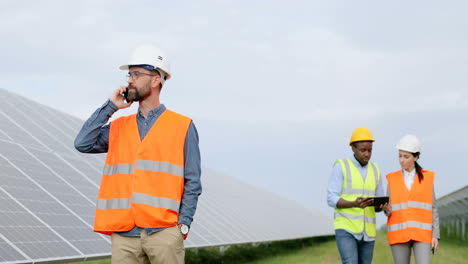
[382,134,439,264]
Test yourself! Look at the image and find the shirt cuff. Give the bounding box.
[106,99,119,112]
[178,216,192,227]
[330,197,340,209]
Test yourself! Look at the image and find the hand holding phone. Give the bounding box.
[431,237,439,255]
[110,86,132,109]
[123,87,130,103]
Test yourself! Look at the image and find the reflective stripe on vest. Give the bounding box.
[103,161,184,178]
[387,221,432,232]
[96,198,130,209]
[96,193,181,212]
[386,169,434,245]
[334,212,376,224]
[103,164,134,175]
[391,201,432,211]
[93,110,191,236]
[334,159,380,238]
[136,160,184,178]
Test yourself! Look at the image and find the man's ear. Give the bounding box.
[152,75,161,89]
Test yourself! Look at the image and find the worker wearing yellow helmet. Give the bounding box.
[327,127,386,264]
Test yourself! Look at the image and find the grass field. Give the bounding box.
[243,232,468,264]
[79,232,467,264]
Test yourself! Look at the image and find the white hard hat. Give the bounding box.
[120,46,172,86]
[396,134,422,153]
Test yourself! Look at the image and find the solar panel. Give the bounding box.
[438,185,468,240]
[0,88,334,263]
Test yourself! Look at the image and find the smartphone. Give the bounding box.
[123,87,129,103]
[432,247,435,255]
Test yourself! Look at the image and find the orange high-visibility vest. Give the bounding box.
[386,169,434,245]
[93,109,191,235]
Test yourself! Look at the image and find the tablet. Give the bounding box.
[364,196,389,207]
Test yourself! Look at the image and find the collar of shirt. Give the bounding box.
[136,104,167,141]
[403,168,416,190]
[137,104,166,120]
[350,155,369,180]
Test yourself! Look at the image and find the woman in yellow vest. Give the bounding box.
[383,135,440,264]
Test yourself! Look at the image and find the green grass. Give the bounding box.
[244,232,468,264]
[241,239,341,264]
[75,232,468,264]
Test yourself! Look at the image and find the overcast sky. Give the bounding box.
[1,1,467,223]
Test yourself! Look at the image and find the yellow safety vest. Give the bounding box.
[333,159,380,238]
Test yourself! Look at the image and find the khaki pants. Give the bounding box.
[111,226,185,264]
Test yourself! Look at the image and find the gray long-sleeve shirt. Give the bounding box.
[74,100,202,236]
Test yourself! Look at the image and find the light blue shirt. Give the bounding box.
[327,155,385,241]
[74,100,202,236]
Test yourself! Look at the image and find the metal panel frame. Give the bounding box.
[0,88,334,263]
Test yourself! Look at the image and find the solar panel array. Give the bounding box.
[0,88,334,263]
[437,185,468,240]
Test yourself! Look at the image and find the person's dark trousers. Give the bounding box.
[335,229,375,264]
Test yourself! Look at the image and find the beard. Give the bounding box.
[126,83,151,102]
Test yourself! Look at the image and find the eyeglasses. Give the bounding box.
[126,71,157,80]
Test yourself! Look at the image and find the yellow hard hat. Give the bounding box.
[349,127,375,145]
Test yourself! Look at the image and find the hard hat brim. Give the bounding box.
[119,64,131,70]
[119,64,171,80]
[349,139,374,146]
